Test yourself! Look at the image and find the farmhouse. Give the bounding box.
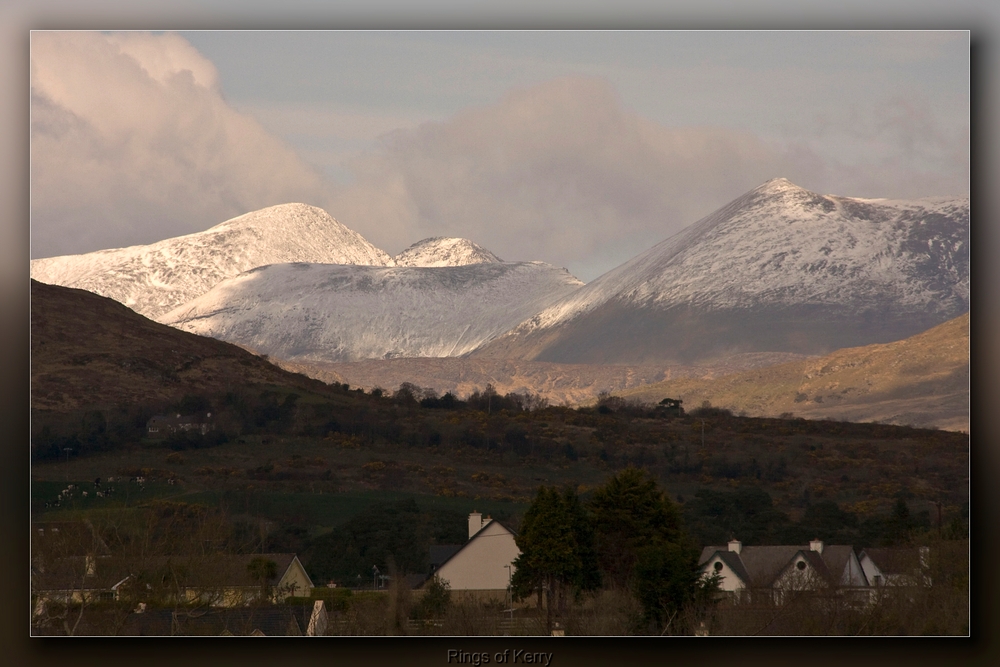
[147,412,214,436]
[32,555,130,607]
[425,512,520,597]
[698,539,870,604]
[33,552,314,610]
[147,553,314,606]
[859,546,932,589]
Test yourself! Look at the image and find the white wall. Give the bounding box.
[435,522,520,591]
[701,556,744,592]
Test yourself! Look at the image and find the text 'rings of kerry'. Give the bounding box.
[448,649,554,666]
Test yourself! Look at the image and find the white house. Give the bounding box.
[428,512,520,593]
[698,539,870,604]
[859,546,931,590]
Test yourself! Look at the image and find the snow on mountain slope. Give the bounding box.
[159,261,584,363]
[394,237,503,267]
[30,203,394,320]
[476,178,969,364]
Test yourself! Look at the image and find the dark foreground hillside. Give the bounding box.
[31,279,331,413]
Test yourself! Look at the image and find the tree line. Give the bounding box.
[510,467,715,634]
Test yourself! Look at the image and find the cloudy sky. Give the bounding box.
[29,30,969,281]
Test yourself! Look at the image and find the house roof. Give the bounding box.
[429,545,462,569]
[700,544,860,589]
[145,553,308,589]
[32,520,111,558]
[860,547,926,576]
[817,545,863,586]
[32,555,130,593]
[148,412,212,426]
[795,550,838,587]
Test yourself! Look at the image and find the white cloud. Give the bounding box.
[30,31,333,258]
[29,33,968,283]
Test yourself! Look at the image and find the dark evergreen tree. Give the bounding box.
[589,467,683,588]
[590,467,711,633]
[511,487,582,631]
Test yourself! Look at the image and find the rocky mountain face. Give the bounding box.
[30,203,394,320]
[394,237,503,267]
[159,261,584,363]
[475,178,969,364]
[619,312,970,432]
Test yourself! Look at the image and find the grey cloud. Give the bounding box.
[328,77,824,280]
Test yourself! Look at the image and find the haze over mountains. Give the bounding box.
[30,178,970,428]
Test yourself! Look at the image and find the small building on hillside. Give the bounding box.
[147,412,214,436]
[698,539,870,604]
[657,398,684,417]
[424,512,520,597]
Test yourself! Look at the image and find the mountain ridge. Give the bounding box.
[474,178,969,364]
[159,261,584,363]
[30,203,394,320]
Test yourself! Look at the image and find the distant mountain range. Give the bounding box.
[30,178,970,428]
[159,261,583,363]
[474,178,968,364]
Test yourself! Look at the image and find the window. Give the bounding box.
[714,561,723,573]
[796,560,806,571]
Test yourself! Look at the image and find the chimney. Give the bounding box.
[85,554,96,578]
[727,539,742,554]
[468,511,483,540]
[810,539,824,554]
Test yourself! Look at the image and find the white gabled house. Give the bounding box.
[699,539,870,604]
[858,546,932,590]
[426,512,520,596]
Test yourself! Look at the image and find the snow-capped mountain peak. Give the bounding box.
[475,178,969,364]
[30,203,394,320]
[394,237,503,267]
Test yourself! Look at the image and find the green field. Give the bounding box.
[32,479,527,532]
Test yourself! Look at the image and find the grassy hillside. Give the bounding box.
[31,279,331,413]
[619,312,969,432]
